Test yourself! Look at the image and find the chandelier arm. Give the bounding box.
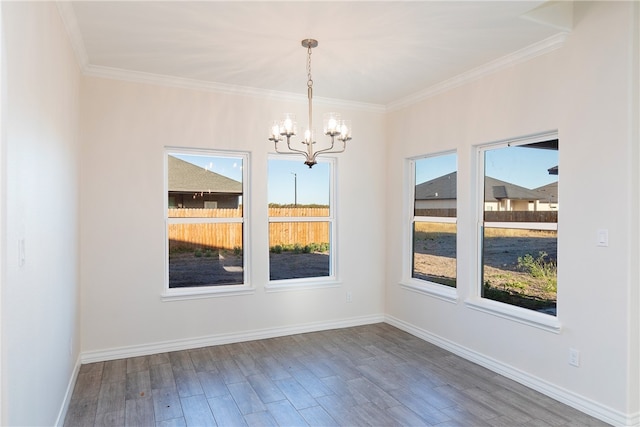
[273,139,313,163]
[285,138,312,157]
[310,137,348,156]
[274,144,298,155]
[313,144,347,156]
[272,140,301,155]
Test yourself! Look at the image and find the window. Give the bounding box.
[267,157,335,284]
[479,136,558,316]
[411,152,457,288]
[165,149,249,295]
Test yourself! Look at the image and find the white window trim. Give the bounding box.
[465,297,561,333]
[470,131,561,332]
[162,285,256,302]
[264,155,338,291]
[399,280,458,303]
[265,278,342,293]
[162,147,253,300]
[400,151,459,303]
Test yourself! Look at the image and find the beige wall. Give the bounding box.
[78,78,387,353]
[1,2,81,425]
[386,1,638,422]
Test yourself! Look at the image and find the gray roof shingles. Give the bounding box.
[415,172,557,202]
[168,155,242,194]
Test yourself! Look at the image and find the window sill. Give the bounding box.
[162,285,256,302]
[265,278,341,293]
[399,280,458,304]
[464,298,561,333]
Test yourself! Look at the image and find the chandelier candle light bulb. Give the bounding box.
[304,129,314,144]
[268,39,352,168]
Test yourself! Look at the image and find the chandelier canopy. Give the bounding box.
[268,39,352,168]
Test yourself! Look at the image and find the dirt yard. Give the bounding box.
[413,231,557,312]
[170,231,557,313]
[169,250,330,287]
[169,251,244,287]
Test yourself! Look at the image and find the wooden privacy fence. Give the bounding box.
[169,208,243,218]
[484,211,558,223]
[168,208,330,251]
[269,221,329,247]
[415,209,557,223]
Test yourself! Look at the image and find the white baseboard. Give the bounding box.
[80,314,385,364]
[385,315,638,427]
[55,355,81,427]
[74,313,637,427]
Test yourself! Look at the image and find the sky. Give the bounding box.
[268,158,330,205]
[170,153,330,205]
[415,152,457,184]
[484,146,558,189]
[416,146,558,190]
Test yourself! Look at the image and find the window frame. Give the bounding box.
[265,154,340,292]
[162,147,254,301]
[400,151,458,303]
[465,132,561,332]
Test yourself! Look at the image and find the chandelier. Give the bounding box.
[268,39,352,168]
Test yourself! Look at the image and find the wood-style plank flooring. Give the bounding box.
[64,323,609,426]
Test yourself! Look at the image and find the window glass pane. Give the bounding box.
[168,153,243,218]
[415,153,457,217]
[268,157,333,282]
[481,138,558,315]
[268,159,330,216]
[168,223,243,287]
[482,227,557,315]
[269,222,330,280]
[412,221,456,287]
[484,141,558,221]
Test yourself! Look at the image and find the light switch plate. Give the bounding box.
[597,229,608,247]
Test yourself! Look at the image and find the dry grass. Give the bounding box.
[414,222,556,238]
[412,224,557,313]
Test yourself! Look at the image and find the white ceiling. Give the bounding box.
[60,1,570,107]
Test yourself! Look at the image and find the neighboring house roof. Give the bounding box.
[415,171,457,200]
[168,155,242,194]
[415,172,551,202]
[534,182,558,203]
[485,176,543,202]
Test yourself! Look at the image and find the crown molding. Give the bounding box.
[56,2,89,71]
[83,64,386,113]
[56,1,566,115]
[54,2,384,113]
[386,32,570,112]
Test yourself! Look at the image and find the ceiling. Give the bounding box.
[60,1,570,107]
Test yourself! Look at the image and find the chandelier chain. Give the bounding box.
[306,45,313,88]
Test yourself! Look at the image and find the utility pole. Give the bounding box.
[291,172,297,206]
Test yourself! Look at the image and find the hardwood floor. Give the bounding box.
[64,323,608,426]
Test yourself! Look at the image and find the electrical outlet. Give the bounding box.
[569,348,580,367]
[346,292,353,303]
